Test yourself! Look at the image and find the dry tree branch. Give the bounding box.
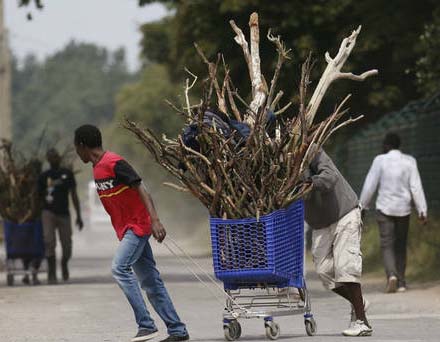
[123,13,376,219]
[266,29,291,111]
[184,68,198,118]
[271,91,284,111]
[230,12,267,126]
[163,182,189,192]
[305,26,378,128]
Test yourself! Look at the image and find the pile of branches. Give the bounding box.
[125,12,377,219]
[0,140,43,223]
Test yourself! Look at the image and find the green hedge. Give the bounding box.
[362,213,440,281]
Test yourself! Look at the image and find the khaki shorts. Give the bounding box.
[311,207,363,290]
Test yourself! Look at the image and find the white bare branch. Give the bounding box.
[275,101,292,115]
[230,12,267,127]
[270,90,284,110]
[163,182,189,192]
[305,25,378,128]
[184,68,197,118]
[248,12,267,122]
[229,19,253,86]
[338,70,379,81]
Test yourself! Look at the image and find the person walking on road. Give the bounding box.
[74,124,189,342]
[304,148,372,337]
[360,133,428,293]
[38,148,83,284]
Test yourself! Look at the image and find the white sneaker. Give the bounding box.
[397,286,407,292]
[350,299,370,325]
[386,276,398,293]
[342,320,373,336]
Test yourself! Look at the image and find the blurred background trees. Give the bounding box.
[11,42,134,150]
[14,0,440,149]
[10,0,440,262]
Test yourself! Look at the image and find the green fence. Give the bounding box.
[332,93,440,210]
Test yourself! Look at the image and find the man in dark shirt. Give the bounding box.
[303,148,372,337]
[38,148,83,284]
[74,124,189,342]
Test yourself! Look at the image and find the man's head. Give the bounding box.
[74,124,103,163]
[383,132,401,153]
[46,148,61,169]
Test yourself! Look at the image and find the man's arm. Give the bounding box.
[69,172,83,230]
[409,158,428,225]
[359,157,381,210]
[135,183,166,243]
[309,149,339,192]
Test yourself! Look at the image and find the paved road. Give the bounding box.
[1,224,440,342]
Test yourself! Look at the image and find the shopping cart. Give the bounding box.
[2,220,45,286]
[210,200,316,340]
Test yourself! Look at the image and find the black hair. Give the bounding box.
[383,132,401,149]
[74,124,102,148]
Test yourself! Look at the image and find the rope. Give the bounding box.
[162,240,228,309]
[162,236,252,317]
[165,236,231,297]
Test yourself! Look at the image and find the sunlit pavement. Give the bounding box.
[1,223,440,342]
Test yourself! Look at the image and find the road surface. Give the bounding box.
[1,224,439,342]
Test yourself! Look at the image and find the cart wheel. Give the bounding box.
[305,317,317,336]
[7,274,14,286]
[265,321,280,340]
[232,320,241,339]
[224,320,241,341]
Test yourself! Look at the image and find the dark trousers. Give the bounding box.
[42,210,72,260]
[376,211,410,287]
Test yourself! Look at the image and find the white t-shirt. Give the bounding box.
[360,150,427,217]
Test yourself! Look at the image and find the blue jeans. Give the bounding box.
[112,229,187,336]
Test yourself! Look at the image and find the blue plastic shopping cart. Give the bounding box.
[2,220,45,286]
[210,200,316,340]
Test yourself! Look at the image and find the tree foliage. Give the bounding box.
[11,41,134,150]
[110,63,183,150]
[415,8,440,97]
[139,0,439,125]
[106,63,183,163]
[18,1,440,120]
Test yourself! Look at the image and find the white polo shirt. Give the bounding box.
[360,150,427,217]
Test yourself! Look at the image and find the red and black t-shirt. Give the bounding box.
[93,151,151,240]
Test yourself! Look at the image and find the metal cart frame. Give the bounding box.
[222,282,316,340]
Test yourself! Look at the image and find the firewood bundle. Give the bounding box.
[125,13,377,219]
[0,140,43,223]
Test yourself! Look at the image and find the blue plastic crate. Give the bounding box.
[3,220,45,259]
[210,200,304,289]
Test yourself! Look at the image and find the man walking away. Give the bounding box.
[304,148,372,337]
[74,124,189,342]
[38,148,83,284]
[360,133,427,293]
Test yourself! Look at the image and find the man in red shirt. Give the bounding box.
[74,125,189,342]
